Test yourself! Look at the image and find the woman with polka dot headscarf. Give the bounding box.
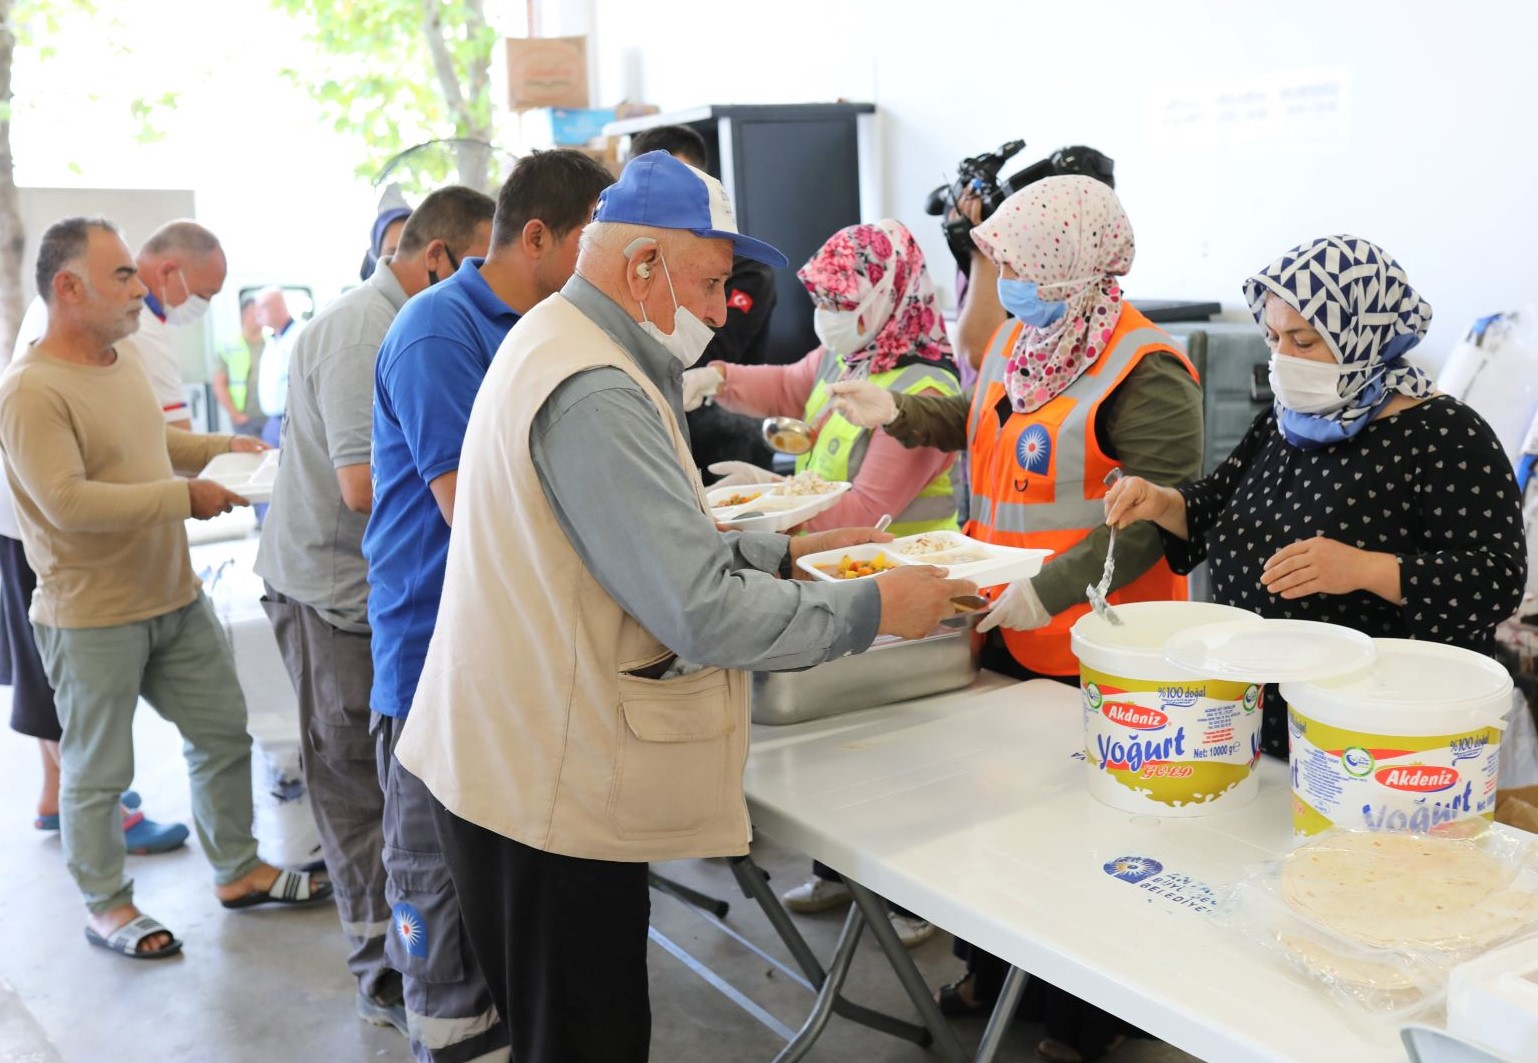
[1107,234,1525,759]
[832,175,1205,1060]
[831,176,1205,681]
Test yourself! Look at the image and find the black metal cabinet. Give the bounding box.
[606,103,876,365]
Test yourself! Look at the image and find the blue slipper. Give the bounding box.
[123,814,190,855]
[34,790,142,832]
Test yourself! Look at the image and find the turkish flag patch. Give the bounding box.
[727,289,754,313]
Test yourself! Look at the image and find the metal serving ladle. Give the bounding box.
[762,404,840,456]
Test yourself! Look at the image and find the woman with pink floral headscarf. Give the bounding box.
[681,219,963,535]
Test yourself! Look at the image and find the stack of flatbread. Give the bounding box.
[1279,831,1538,996]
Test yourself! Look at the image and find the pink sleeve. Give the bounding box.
[712,348,823,418]
[803,428,957,531]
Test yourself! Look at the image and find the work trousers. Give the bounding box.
[262,587,396,1005]
[34,593,261,913]
[376,714,509,1063]
[432,801,653,1063]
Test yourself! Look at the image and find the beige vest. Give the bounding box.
[394,294,752,862]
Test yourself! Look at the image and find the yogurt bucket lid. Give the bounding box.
[1278,638,1513,735]
[1070,601,1263,681]
[1163,618,1376,684]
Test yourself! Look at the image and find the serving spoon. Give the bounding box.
[1085,468,1125,626]
[762,404,839,455]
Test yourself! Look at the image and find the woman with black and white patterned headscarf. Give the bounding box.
[1108,234,1526,759]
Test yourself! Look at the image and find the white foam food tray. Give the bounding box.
[707,479,852,533]
[199,450,280,504]
[889,530,1053,587]
[796,532,1052,586]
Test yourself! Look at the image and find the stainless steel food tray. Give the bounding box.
[750,622,982,726]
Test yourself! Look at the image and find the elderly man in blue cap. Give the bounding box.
[394,151,972,1062]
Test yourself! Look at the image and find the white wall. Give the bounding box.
[584,0,1537,367]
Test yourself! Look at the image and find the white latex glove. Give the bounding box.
[682,366,725,412]
[827,379,897,429]
[976,579,1052,633]
[707,461,784,488]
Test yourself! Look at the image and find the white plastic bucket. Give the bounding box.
[1280,639,1512,837]
[1071,601,1267,817]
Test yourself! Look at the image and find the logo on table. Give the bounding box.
[393,902,428,958]
[1103,856,1163,884]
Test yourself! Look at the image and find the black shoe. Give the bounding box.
[937,976,995,1018]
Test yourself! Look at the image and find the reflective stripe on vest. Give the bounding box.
[221,342,253,411]
[966,321,1178,534]
[799,348,961,535]
[965,309,1198,676]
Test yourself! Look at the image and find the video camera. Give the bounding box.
[925,141,1116,275]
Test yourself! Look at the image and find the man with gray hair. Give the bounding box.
[396,152,973,1061]
[125,219,227,430]
[0,217,330,962]
[254,184,495,1037]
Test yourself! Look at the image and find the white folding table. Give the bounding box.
[744,675,1409,1062]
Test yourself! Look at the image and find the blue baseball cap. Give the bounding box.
[595,151,788,268]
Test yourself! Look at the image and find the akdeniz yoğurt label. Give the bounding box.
[1080,666,1264,817]
[1288,708,1503,836]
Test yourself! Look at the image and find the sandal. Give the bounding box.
[937,975,995,1018]
[220,868,334,910]
[84,913,183,961]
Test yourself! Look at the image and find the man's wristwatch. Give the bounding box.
[778,548,794,579]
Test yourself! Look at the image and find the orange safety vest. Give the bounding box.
[965,306,1197,676]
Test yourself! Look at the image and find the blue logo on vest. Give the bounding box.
[1103,856,1163,884]
[392,902,428,957]
[827,436,841,456]
[1015,425,1051,473]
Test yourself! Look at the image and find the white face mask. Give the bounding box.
[1268,353,1350,414]
[163,269,210,327]
[814,307,873,358]
[813,284,889,358]
[638,253,715,367]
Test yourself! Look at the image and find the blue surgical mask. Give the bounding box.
[997,277,1066,328]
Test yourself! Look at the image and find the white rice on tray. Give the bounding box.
[897,534,960,556]
[775,471,841,496]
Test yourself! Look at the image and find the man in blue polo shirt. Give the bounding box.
[363,149,615,1063]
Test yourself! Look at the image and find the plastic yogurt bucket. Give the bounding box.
[1279,639,1512,837]
[1071,601,1267,817]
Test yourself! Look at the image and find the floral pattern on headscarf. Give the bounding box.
[796,219,953,376]
[970,176,1134,413]
[1245,234,1434,450]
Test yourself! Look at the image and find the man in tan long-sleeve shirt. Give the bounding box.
[0,217,332,960]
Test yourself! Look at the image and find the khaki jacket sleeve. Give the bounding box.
[1033,353,1205,615]
[886,391,972,452]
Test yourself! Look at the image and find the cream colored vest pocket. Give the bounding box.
[608,666,740,838]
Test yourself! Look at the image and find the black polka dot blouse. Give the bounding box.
[1162,396,1527,757]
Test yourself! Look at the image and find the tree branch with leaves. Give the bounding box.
[272,0,498,191]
